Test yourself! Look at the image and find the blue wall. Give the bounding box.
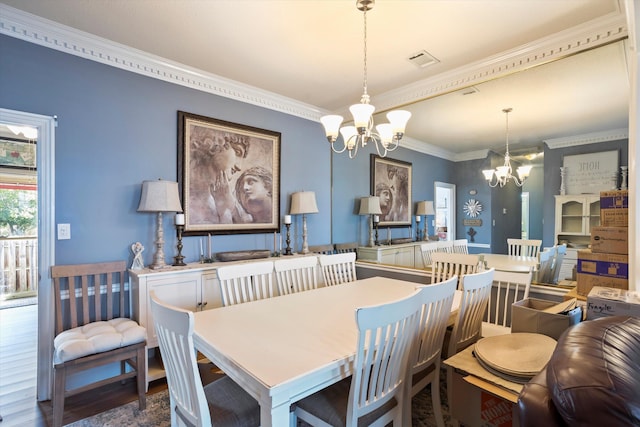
[1,34,628,266]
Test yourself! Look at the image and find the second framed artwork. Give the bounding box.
[370,154,412,227]
[178,111,281,235]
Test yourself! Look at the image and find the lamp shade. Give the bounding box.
[289,191,319,215]
[137,179,183,212]
[359,196,382,215]
[416,200,435,216]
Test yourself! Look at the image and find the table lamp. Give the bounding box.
[359,196,382,247]
[416,200,435,241]
[138,179,183,269]
[289,191,318,254]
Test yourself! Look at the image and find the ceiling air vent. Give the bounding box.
[407,50,439,68]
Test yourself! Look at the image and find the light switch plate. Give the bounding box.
[58,223,71,240]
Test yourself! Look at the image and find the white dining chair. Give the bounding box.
[446,268,494,358]
[420,241,440,268]
[334,242,358,254]
[507,238,542,258]
[293,286,424,426]
[437,240,454,253]
[319,252,357,286]
[481,268,533,337]
[404,275,458,427]
[149,292,260,426]
[274,256,319,295]
[430,252,480,286]
[452,239,469,254]
[217,260,275,306]
[308,244,335,255]
[534,247,555,283]
[550,244,567,284]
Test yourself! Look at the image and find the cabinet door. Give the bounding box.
[556,197,587,234]
[585,196,600,231]
[147,274,201,345]
[395,247,415,267]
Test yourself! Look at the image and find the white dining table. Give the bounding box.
[479,253,538,273]
[192,276,461,427]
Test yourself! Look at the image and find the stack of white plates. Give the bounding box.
[473,333,557,384]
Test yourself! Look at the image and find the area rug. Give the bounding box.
[66,374,455,426]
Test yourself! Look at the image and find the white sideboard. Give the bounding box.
[357,241,426,269]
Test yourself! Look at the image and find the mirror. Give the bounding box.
[332,38,630,245]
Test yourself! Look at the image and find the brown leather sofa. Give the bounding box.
[518,315,640,426]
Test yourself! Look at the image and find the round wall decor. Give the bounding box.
[463,199,482,217]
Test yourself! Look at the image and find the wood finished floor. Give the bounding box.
[0,303,168,427]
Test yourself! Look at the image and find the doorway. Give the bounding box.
[0,108,55,401]
[434,181,456,241]
[521,191,530,239]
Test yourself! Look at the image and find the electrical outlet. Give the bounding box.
[58,223,71,240]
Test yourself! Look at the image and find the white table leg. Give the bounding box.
[261,400,292,427]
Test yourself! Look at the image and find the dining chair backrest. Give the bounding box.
[404,276,457,425]
[334,242,358,254]
[437,240,454,253]
[319,252,357,286]
[150,292,212,426]
[295,286,424,426]
[308,244,335,255]
[150,292,260,426]
[430,252,480,286]
[217,260,275,306]
[550,244,567,284]
[507,238,542,258]
[447,268,494,358]
[274,256,319,295]
[535,247,555,284]
[481,268,533,338]
[420,241,440,268]
[452,239,469,254]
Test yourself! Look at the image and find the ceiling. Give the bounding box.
[0,0,631,160]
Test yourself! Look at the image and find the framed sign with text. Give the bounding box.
[562,150,619,194]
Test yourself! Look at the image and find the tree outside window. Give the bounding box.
[0,186,37,237]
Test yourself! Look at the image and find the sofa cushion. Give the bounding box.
[547,316,640,426]
[54,318,146,364]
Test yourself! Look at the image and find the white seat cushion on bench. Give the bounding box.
[54,318,146,364]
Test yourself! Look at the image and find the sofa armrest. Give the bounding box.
[518,367,566,427]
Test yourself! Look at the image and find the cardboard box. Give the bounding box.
[511,298,582,340]
[590,226,628,254]
[586,286,640,320]
[445,346,521,427]
[576,249,628,296]
[600,190,628,227]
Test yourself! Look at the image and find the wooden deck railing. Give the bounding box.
[1,237,38,298]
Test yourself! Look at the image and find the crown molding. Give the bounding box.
[0,4,324,122]
[544,127,629,149]
[371,12,628,112]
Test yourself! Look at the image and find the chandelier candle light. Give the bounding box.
[483,108,532,187]
[289,191,318,254]
[137,179,183,270]
[320,0,411,159]
[415,201,435,241]
[359,196,382,247]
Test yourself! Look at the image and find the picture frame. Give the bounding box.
[370,154,412,227]
[562,150,619,195]
[178,111,281,235]
[0,137,37,170]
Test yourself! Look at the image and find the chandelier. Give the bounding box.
[482,108,532,187]
[320,0,411,159]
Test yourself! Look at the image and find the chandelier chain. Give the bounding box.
[362,6,369,101]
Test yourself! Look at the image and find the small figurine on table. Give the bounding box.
[131,242,145,270]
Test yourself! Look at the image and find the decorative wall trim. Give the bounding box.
[0,4,628,161]
[0,4,323,122]
[370,12,628,113]
[544,127,629,149]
